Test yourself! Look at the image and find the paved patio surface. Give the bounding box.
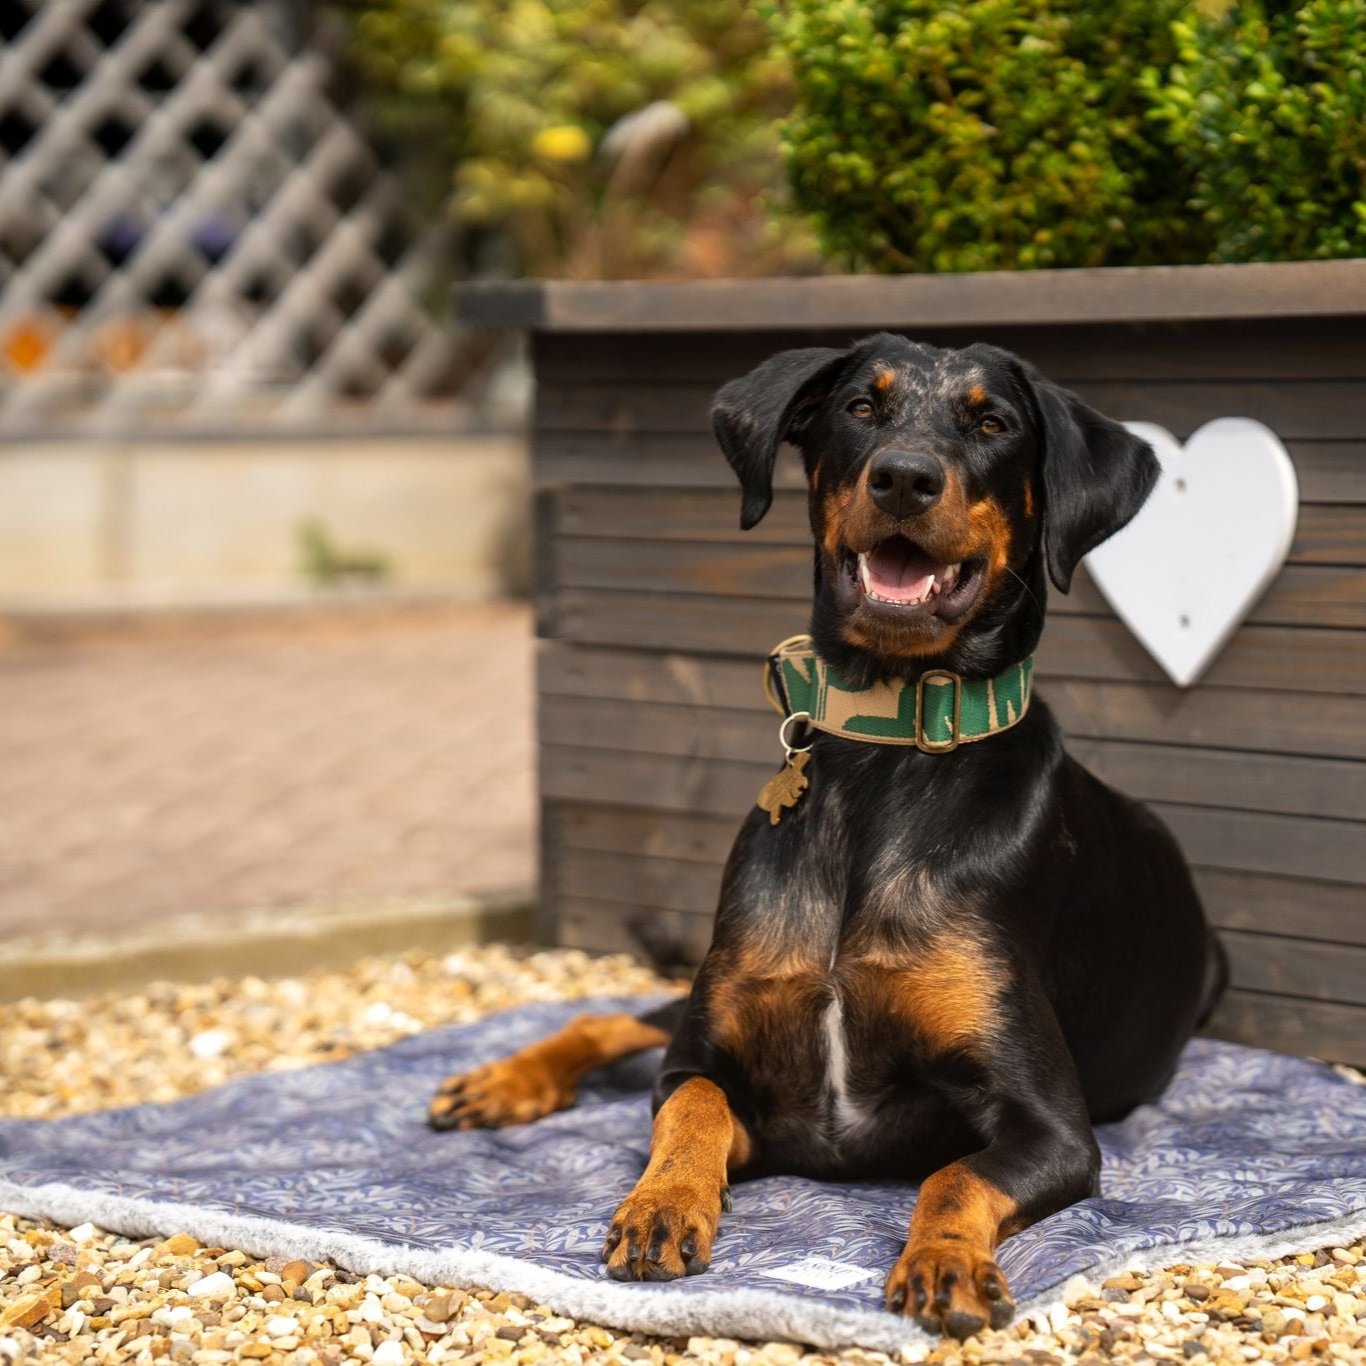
[0,602,534,941]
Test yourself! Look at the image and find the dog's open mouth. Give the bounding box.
[844,535,984,621]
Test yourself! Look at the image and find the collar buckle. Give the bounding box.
[914,669,963,753]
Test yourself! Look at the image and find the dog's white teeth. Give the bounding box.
[858,553,872,594]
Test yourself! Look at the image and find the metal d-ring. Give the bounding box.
[778,711,814,757]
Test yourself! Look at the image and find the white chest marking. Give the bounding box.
[822,991,874,1134]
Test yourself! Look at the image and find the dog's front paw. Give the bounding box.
[601,1179,729,1282]
[428,1055,570,1130]
[885,1238,1014,1339]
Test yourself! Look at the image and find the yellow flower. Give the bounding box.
[531,125,592,163]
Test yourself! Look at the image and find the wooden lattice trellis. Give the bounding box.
[0,0,465,436]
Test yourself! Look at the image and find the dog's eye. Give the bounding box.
[979,414,1006,435]
[847,398,875,419]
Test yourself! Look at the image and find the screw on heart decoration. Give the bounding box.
[1083,419,1299,688]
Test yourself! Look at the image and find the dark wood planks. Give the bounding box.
[538,379,1366,442]
[1205,991,1366,1062]
[553,487,1366,563]
[541,640,1366,761]
[537,432,1366,505]
[547,586,1366,699]
[542,704,1366,822]
[462,260,1366,331]
[555,537,1366,629]
[546,833,1366,951]
[535,320,1366,383]
[528,306,1366,1066]
[545,796,1365,889]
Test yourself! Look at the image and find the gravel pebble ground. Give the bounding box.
[1,944,1363,1365]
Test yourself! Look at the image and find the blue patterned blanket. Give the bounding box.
[2,998,1365,1352]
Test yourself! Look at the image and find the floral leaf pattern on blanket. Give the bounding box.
[1,997,1364,1353]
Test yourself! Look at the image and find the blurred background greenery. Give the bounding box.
[343,0,1366,278]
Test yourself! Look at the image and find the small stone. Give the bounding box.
[0,1296,50,1330]
[60,1272,101,1309]
[186,1272,236,1300]
[1181,1339,1206,1358]
[159,1234,201,1258]
[238,1346,272,1360]
[1184,1282,1212,1301]
[280,1259,313,1285]
[372,1341,406,1366]
[261,1285,285,1302]
[421,1294,453,1323]
[497,1326,525,1342]
[188,1029,233,1059]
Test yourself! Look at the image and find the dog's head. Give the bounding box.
[712,333,1157,680]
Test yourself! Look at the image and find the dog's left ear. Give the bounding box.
[712,346,850,530]
[1028,370,1159,593]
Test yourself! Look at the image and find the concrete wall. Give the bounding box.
[0,435,529,608]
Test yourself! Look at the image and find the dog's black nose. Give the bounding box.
[867,449,945,518]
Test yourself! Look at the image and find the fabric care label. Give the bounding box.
[762,1255,879,1291]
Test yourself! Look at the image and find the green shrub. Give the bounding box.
[1146,0,1366,263]
[343,0,816,278]
[771,0,1199,273]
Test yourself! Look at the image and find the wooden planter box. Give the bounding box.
[461,260,1366,1066]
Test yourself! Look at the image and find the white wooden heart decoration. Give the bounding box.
[1082,418,1298,688]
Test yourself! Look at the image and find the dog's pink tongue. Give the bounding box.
[865,538,937,603]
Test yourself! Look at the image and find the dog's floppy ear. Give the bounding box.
[1028,369,1159,593]
[711,347,850,530]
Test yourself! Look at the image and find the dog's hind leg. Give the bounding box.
[429,1002,680,1130]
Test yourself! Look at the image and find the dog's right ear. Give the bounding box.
[711,347,850,530]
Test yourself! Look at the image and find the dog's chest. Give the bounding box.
[712,937,982,1136]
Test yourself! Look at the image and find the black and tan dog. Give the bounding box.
[430,334,1225,1340]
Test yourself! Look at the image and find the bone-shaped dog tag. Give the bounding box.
[756,750,810,826]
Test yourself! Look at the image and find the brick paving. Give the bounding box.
[0,603,534,940]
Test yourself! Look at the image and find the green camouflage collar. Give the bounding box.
[764,634,1033,753]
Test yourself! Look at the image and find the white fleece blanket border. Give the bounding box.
[4,1178,1365,1354]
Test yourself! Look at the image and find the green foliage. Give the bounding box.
[298,520,390,586]
[771,0,1199,273]
[349,0,1366,278]
[1145,0,1366,262]
[344,0,815,278]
